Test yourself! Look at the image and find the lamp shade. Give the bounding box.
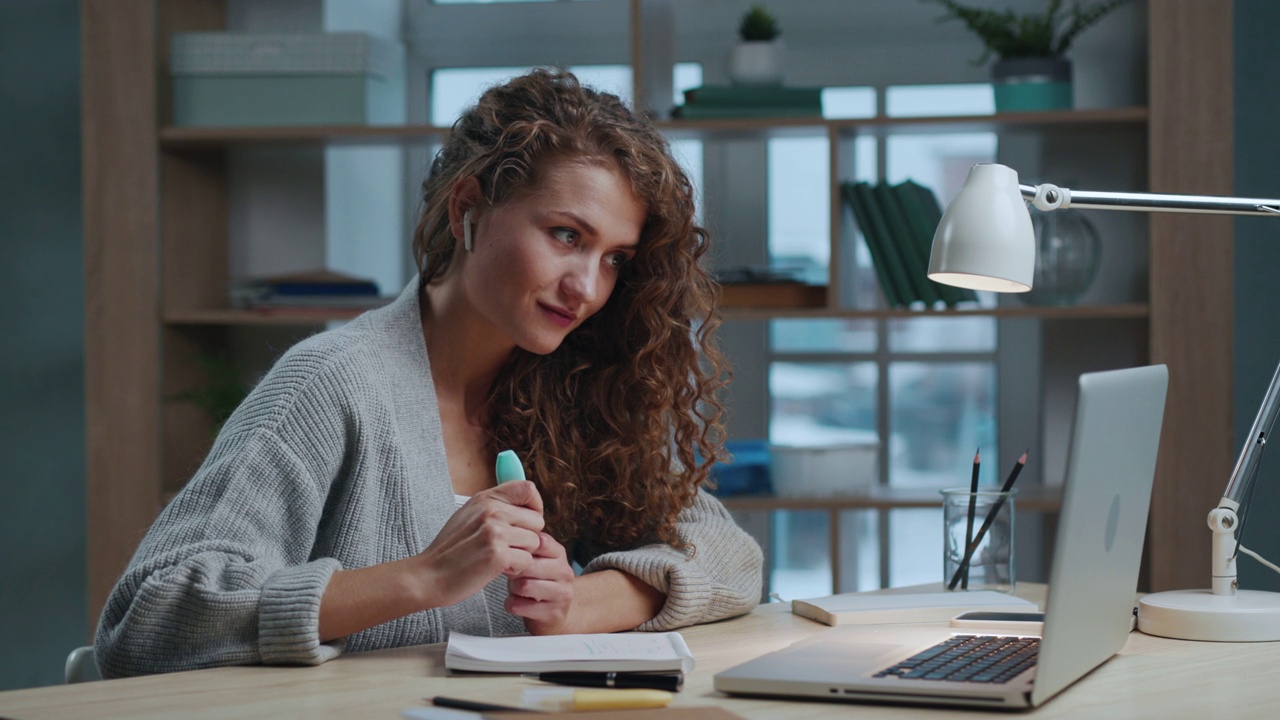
[927,163,1036,293]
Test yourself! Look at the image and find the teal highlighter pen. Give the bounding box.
[495,449,527,484]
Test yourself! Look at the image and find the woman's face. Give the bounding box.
[462,158,645,355]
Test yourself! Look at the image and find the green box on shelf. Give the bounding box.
[170,32,402,127]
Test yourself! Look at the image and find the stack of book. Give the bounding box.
[841,180,979,309]
[231,269,389,314]
[672,84,823,120]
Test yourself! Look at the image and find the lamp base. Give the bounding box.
[1137,589,1280,641]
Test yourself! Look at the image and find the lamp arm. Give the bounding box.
[1018,183,1280,216]
[1222,362,1280,509]
[1016,180,1280,509]
[1016,179,1280,595]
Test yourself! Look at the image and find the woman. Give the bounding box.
[94,69,762,677]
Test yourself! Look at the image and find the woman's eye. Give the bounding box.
[551,227,578,245]
[607,253,630,270]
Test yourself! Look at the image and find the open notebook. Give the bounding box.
[444,631,695,674]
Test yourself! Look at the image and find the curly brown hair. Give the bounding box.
[412,69,730,560]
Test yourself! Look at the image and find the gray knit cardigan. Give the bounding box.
[94,279,763,678]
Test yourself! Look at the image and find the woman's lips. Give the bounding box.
[539,302,576,328]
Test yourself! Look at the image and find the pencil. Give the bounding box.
[1001,449,1028,491]
[948,449,1028,590]
[962,448,980,589]
[431,696,533,714]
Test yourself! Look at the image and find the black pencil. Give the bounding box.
[948,449,1028,590]
[963,448,980,589]
[431,696,536,714]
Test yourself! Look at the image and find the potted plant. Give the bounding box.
[171,353,252,435]
[926,0,1131,112]
[728,4,784,86]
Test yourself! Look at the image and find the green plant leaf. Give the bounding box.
[923,0,1129,63]
[739,4,780,42]
[169,353,252,435]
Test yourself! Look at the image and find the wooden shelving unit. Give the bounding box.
[159,124,450,147]
[722,302,1149,321]
[162,301,1150,327]
[719,485,1061,514]
[719,486,1063,593]
[156,106,1147,147]
[163,309,377,326]
[82,0,1235,627]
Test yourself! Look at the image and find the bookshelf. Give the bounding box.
[82,0,1233,626]
[158,108,1148,317]
[719,485,1062,514]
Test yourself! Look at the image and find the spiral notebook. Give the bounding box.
[444,631,695,674]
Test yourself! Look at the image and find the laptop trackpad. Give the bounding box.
[720,625,954,682]
[718,637,908,685]
[805,641,902,664]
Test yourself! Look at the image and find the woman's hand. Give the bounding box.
[412,480,546,608]
[506,532,578,635]
[319,481,545,642]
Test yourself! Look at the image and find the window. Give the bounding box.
[433,0,561,5]
[762,84,1000,596]
[432,63,702,125]
[431,66,703,222]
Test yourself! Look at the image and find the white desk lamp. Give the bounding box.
[928,162,1280,642]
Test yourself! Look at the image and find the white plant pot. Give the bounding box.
[727,40,785,86]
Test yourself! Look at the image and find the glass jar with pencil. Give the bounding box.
[942,449,1028,593]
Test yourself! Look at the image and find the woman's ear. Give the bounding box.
[449,177,484,253]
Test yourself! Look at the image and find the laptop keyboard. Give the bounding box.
[873,635,1039,684]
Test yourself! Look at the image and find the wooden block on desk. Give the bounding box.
[491,709,744,719]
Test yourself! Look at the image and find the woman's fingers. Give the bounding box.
[506,533,575,631]
[484,479,545,515]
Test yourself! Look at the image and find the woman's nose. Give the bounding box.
[561,256,601,304]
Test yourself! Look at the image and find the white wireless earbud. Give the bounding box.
[463,209,474,252]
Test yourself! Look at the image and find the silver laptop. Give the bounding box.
[715,365,1168,710]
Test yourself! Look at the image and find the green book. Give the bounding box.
[901,180,978,304]
[841,183,902,308]
[873,181,943,308]
[683,84,824,108]
[843,182,909,308]
[892,179,963,307]
[672,104,822,120]
[854,181,920,307]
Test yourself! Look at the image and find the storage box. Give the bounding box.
[769,442,878,498]
[709,440,773,497]
[170,32,402,127]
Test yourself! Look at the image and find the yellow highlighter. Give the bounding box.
[523,687,673,711]
[495,449,526,484]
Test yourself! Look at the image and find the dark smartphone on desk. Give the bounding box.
[950,610,1045,633]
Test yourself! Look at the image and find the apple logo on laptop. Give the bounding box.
[1105,493,1122,551]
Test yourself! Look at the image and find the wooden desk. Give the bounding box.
[2,586,1277,719]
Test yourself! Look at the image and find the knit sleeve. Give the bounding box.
[94,429,345,677]
[580,490,763,631]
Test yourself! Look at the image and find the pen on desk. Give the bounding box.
[532,671,684,692]
[430,695,539,714]
[948,449,1028,591]
[963,448,980,590]
[523,688,673,712]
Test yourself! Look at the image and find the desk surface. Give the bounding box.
[2,585,1277,719]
